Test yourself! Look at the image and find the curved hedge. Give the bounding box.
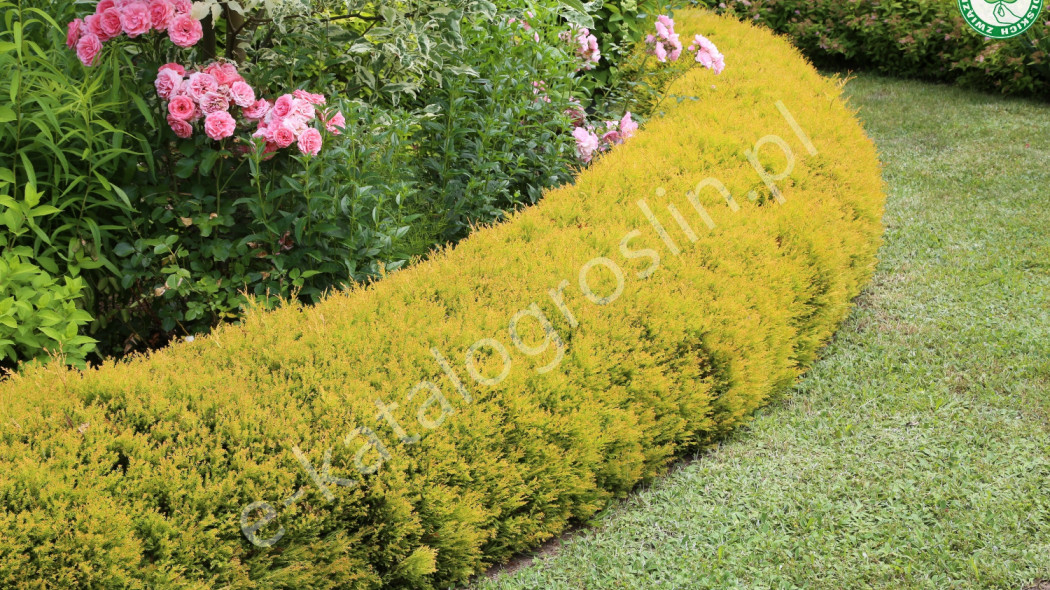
[0,11,885,589]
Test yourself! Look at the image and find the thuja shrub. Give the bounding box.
[703,0,1050,96]
[0,10,885,588]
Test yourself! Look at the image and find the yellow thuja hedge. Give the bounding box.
[0,10,884,589]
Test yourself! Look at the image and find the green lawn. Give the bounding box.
[473,73,1050,589]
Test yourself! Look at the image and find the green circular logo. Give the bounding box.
[958,0,1044,38]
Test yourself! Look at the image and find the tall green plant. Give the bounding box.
[0,0,152,368]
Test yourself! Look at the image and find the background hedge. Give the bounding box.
[0,10,885,589]
[700,0,1050,97]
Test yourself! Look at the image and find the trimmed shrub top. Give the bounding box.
[0,10,885,589]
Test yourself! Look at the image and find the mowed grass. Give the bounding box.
[474,74,1050,589]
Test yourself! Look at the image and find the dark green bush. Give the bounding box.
[700,0,1050,96]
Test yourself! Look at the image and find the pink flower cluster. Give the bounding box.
[66,0,202,66]
[571,112,638,164]
[157,62,253,140]
[689,34,726,74]
[646,15,683,62]
[251,90,345,156]
[559,26,601,70]
[156,62,346,155]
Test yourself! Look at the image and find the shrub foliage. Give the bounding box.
[0,11,885,588]
[703,0,1050,96]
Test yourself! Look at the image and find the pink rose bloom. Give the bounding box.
[66,19,83,49]
[291,98,315,121]
[281,115,308,137]
[297,127,322,156]
[270,125,295,148]
[325,111,345,135]
[185,72,218,101]
[689,34,725,74]
[620,112,638,140]
[654,42,667,62]
[199,91,230,114]
[293,89,327,106]
[75,33,103,66]
[204,110,236,140]
[120,2,151,37]
[168,13,202,47]
[572,126,601,164]
[205,62,242,86]
[167,115,193,138]
[83,14,103,39]
[98,7,124,41]
[148,0,175,31]
[229,81,255,108]
[154,67,183,100]
[96,0,117,14]
[271,94,294,118]
[601,130,622,147]
[243,98,270,120]
[167,95,196,121]
[159,62,185,76]
[648,15,682,63]
[252,123,269,139]
[170,0,191,13]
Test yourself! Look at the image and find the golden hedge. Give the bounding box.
[0,10,884,589]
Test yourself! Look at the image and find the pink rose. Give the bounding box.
[297,128,322,156]
[96,0,117,14]
[204,62,242,86]
[601,130,622,146]
[572,126,600,163]
[170,0,191,13]
[281,115,308,137]
[689,34,725,74]
[167,95,196,121]
[185,72,218,101]
[291,98,315,121]
[148,0,175,31]
[204,110,236,140]
[154,68,183,100]
[83,14,102,39]
[120,2,151,37]
[271,94,294,118]
[66,19,83,49]
[619,112,638,140]
[168,13,202,47]
[75,33,102,66]
[243,99,270,120]
[98,7,124,41]
[325,111,345,135]
[159,62,185,76]
[229,81,255,108]
[199,91,230,114]
[167,115,193,139]
[293,89,326,106]
[270,125,295,148]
